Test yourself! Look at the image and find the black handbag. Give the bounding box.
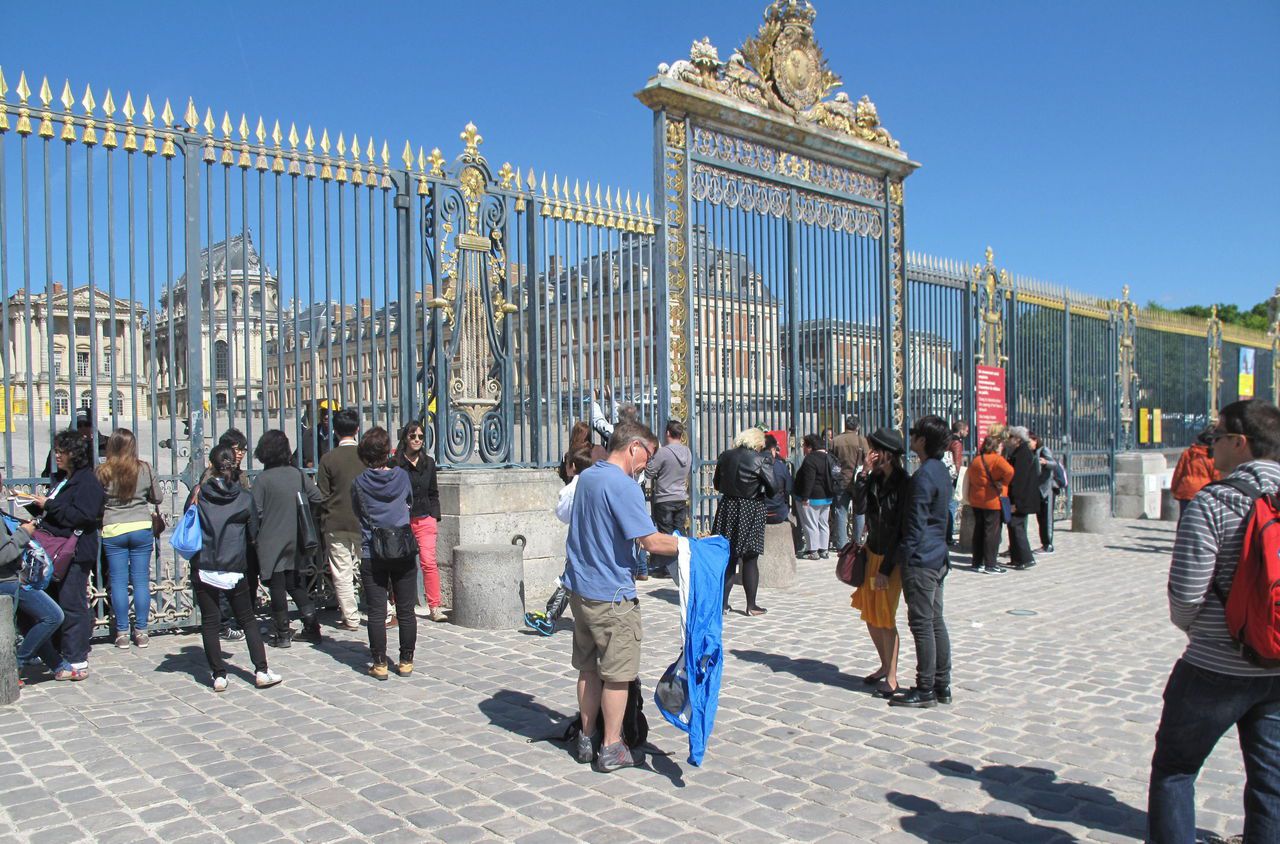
[296,469,320,556]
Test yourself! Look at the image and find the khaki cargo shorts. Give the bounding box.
[569,593,642,683]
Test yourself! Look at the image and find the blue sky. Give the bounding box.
[5,0,1277,310]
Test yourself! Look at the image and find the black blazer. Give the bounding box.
[395,451,441,520]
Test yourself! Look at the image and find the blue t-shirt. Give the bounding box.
[563,461,657,602]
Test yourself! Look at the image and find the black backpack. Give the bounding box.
[561,678,649,749]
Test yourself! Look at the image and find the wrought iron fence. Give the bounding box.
[0,61,1276,631]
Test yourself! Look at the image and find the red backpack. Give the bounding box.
[1211,479,1280,668]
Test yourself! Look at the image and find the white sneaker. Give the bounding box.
[414,605,431,618]
[212,676,229,692]
[70,661,88,671]
[254,670,282,689]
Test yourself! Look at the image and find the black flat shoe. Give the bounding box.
[934,686,952,705]
[987,564,1008,574]
[747,606,768,617]
[888,687,937,708]
[872,683,899,699]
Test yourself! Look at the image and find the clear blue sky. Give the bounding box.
[6,0,1278,310]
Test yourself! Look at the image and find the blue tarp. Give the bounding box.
[654,534,730,766]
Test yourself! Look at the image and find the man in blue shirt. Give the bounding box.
[563,420,680,772]
[890,415,954,709]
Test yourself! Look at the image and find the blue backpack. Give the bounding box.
[1,514,53,591]
[170,504,203,560]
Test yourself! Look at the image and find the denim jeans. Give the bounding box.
[103,528,153,633]
[0,581,66,672]
[360,557,418,663]
[1148,658,1280,843]
[946,496,959,541]
[831,491,851,548]
[901,564,951,690]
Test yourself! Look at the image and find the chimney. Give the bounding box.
[361,297,371,319]
[53,282,64,295]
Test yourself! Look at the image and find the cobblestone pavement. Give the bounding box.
[0,517,1247,843]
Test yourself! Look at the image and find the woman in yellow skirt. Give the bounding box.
[849,428,909,698]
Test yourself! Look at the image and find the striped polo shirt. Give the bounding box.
[1168,459,1280,677]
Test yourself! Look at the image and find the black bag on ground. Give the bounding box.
[561,678,649,749]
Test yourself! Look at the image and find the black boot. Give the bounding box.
[298,616,322,643]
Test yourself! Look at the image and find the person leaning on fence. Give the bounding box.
[97,428,161,651]
[394,421,445,623]
[712,428,778,617]
[0,514,83,681]
[1027,431,1060,554]
[795,433,838,560]
[192,444,281,692]
[967,436,1013,574]
[888,415,954,709]
[644,420,691,579]
[1147,400,1280,842]
[317,408,364,632]
[849,427,909,700]
[945,419,969,546]
[252,430,325,649]
[27,430,105,677]
[352,426,418,680]
[832,416,869,547]
[561,420,678,772]
[1003,426,1040,570]
[1171,427,1219,518]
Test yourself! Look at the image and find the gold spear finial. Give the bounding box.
[160,98,174,127]
[142,95,155,125]
[202,108,214,135]
[288,123,299,149]
[304,126,314,152]
[60,79,73,111]
[402,140,413,170]
[16,71,29,103]
[319,128,330,154]
[254,116,265,145]
[184,98,198,129]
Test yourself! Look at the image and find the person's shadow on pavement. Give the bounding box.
[887,791,1076,843]
[730,648,875,694]
[153,644,255,687]
[930,760,1147,840]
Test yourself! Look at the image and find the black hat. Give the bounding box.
[867,427,904,455]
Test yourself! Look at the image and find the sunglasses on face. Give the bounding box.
[407,433,424,441]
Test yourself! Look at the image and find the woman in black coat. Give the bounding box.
[28,430,105,674]
[251,430,325,647]
[395,422,444,622]
[712,427,778,616]
[794,433,838,559]
[1004,426,1040,569]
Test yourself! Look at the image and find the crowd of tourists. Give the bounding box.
[1,407,442,690]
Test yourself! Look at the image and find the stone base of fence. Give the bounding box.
[0,594,18,705]
[758,521,797,589]
[1160,488,1181,522]
[1114,452,1169,519]
[437,469,566,609]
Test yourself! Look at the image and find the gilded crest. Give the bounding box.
[771,20,823,110]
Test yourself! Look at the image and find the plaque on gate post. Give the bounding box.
[975,365,1007,439]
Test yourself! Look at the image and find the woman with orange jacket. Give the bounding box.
[967,435,1014,574]
[1171,428,1218,516]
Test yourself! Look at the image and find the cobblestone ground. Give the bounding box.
[0,517,1247,843]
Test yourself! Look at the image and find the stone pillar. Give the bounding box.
[451,544,526,630]
[758,521,797,589]
[957,504,976,552]
[436,468,566,609]
[0,594,18,705]
[1072,492,1112,534]
[1113,452,1168,519]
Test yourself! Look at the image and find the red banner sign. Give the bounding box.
[975,365,1007,438]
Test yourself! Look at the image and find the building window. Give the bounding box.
[214,340,229,381]
[79,389,93,412]
[76,351,90,378]
[721,348,733,376]
[110,390,124,415]
[215,393,228,410]
[721,312,733,335]
[104,355,114,377]
[53,354,64,378]
[54,389,70,416]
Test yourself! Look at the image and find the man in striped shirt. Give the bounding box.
[1148,399,1280,843]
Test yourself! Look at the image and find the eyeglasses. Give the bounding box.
[631,441,655,460]
[1208,430,1244,444]
[407,433,424,441]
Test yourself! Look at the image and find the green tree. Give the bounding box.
[1144,299,1271,332]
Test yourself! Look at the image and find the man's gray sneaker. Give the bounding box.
[575,732,594,764]
[592,741,635,773]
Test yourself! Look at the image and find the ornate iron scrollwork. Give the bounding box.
[974,247,1009,367]
[1114,285,1138,446]
[426,123,518,464]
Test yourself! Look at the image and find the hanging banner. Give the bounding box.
[1239,348,1256,399]
[975,365,1007,438]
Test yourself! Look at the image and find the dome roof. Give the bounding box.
[174,232,274,287]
